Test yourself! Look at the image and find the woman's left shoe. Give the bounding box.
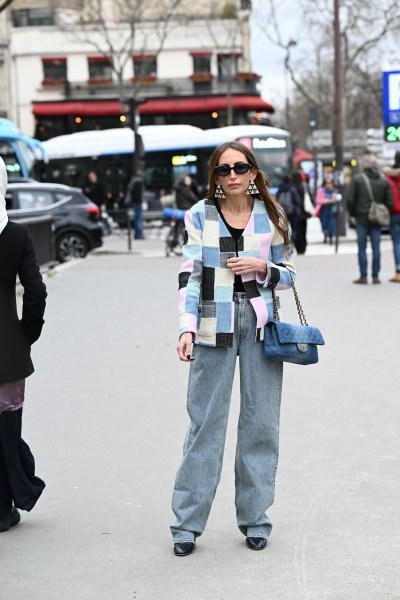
[0,507,21,533]
[246,537,267,551]
[174,542,195,557]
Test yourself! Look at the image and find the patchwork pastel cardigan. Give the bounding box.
[178,197,296,347]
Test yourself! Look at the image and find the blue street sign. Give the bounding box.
[382,70,400,126]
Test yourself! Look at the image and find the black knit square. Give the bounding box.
[216,333,234,347]
[201,267,215,300]
[220,237,236,253]
[243,279,260,299]
[178,271,190,290]
[267,267,280,289]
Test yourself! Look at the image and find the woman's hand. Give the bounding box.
[177,332,194,362]
[227,257,267,276]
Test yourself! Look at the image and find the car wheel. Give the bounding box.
[56,232,89,262]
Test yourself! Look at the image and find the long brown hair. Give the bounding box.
[207,141,291,249]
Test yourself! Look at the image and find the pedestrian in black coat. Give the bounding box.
[0,156,47,533]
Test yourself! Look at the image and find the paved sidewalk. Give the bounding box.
[1,243,399,600]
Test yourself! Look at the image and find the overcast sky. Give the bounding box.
[249,0,299,109]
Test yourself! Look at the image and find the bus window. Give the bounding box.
[0,142,22,178]
[145,153,172,190]
[16,140,35,177]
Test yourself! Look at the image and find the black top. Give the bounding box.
[0,222,47,384]
[214,200,246,292]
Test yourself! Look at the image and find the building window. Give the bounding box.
[12,8,55,27]
[88,57,113,83]
[217,54,238,82]
[191,53,212,75]
[132,55,157,81]
[190,52,213,91]
[42,58,67,86]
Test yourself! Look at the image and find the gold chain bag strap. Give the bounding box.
[264,272,325,365]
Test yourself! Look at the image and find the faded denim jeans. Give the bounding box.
[355,222,381,279]
[170,294,283,544]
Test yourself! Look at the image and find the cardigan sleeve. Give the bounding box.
[256,223,296,290]
[178,207,204,337]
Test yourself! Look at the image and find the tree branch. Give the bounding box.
[0,0,14,13]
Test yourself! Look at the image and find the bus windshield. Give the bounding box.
[0,119,46,179]
[238,135,292,189]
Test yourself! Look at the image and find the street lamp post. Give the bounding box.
[284,39,297,132]
[333,0,344,253]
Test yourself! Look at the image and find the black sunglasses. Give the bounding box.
[214,162,252,177]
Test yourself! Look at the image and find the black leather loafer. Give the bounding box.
[174,542,195,556]
[246,537,267,551]
[0,507,21,533]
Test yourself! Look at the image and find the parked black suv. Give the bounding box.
[5,182,103,262]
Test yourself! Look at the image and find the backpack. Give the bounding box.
[278,190,293,215]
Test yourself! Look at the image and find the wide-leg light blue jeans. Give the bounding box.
[171,294,283,544]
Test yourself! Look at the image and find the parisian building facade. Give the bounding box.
[0,0,274,139]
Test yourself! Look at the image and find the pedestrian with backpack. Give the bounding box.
[384,151,400,283]
[346,155,392,284]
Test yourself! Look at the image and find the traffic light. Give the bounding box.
[309,106,319,131]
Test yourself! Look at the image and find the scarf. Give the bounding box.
[0,156,8,235]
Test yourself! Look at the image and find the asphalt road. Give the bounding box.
[1,236,399,600]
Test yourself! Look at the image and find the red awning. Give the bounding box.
[32,101,119,116]
[141,96,274,114]
[32,95,274,117]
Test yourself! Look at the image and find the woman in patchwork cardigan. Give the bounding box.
[170,141,295,556]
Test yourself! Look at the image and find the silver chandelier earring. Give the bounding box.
[215,184,225,199]
[247,179,259,195]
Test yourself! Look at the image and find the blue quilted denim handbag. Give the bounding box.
[264,274,325,365]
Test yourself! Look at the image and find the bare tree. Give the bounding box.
[204,7,243,126]
[63,0,183,104]
[0,0,14,13]
[255,0,400,142]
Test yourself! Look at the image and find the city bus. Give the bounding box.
[0,118,46,179]
[38,124,293,207]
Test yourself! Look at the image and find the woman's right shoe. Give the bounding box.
[353,277,368,284]
[246,537,267,551]
[0,507,21,533]
[174,542,195,556]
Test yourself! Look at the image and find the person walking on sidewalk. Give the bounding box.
[275,174,301,242]
[384,151,400,282]
[0,157,47,533]
[346,155,393,284]
[170,141,295,556]
[315,178,341,245]
[291,170,313,254]
[125,169,145,240]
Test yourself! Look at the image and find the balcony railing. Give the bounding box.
[38,75,259,98]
